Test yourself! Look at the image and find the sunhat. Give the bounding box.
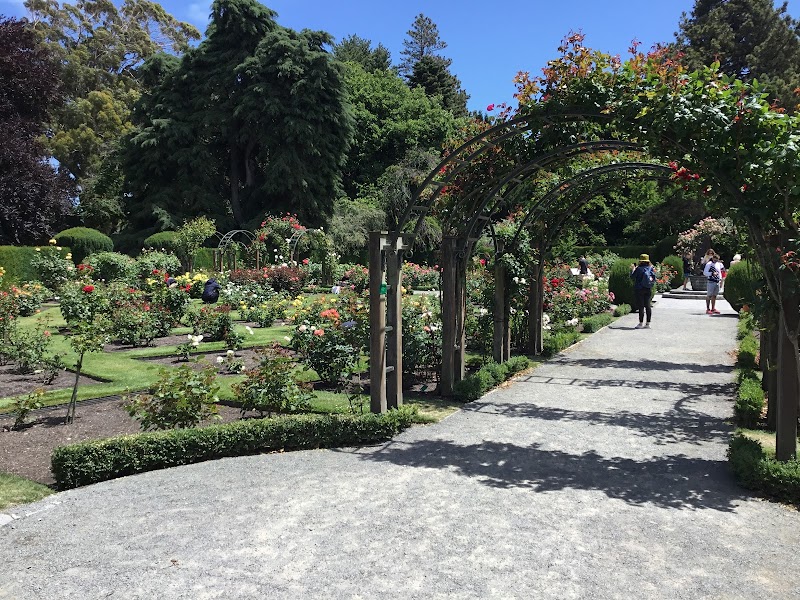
[639,253,650,263]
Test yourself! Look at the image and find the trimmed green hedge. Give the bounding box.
[737,335,759,370]
[543,329,582,357]
[0,246,71,285]
[728,433,800,504]
[581,313,614,333]
[737,312,755,340]
[724,260,761,312]
[735,376,765,428]
[613,303,632,317]
[55,227,113,264]
[453,356,532,402]
[52,408,416,489]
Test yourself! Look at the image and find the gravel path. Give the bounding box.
[1,296,798,599]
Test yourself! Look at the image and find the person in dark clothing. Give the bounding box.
[578,255,589,276]
[682,254,693,290]
[630,254,656,329]
[201,278,221,304]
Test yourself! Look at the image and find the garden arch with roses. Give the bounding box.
[368,38,800,460]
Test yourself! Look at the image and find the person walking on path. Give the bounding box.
[630,253,656,328]
[703,254,724,314]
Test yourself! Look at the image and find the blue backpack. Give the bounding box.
[640,266,655,289]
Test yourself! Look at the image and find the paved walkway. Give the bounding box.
[1,297,798,599]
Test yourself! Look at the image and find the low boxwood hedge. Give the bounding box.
[453,355,531,402]
[728,433,800,504]
[543,329,581,357]
[52,408,416,489]
[737,335,759,370]
[581,313,614,333]
[735,375,765,428]
[613,303,632,317]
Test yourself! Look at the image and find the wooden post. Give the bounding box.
[386,241,403,409]
[441,236,457,396]
[493,256,506,363]
[528,260,544,355]
[368,232,387,413]
[775,297,799,461]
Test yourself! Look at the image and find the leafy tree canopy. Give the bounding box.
[333,34,391,72]
[675,0,800,110]
[341,62,461,198]
[24,0,201,231]
[0,16,73,244]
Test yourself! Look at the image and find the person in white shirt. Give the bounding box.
[703,254,724,314]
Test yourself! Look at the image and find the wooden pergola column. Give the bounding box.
[368,231,407,414]
[775,261,799,460]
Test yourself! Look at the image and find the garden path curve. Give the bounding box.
[1,296,798,599]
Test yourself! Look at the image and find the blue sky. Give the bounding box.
[2,0,797,112]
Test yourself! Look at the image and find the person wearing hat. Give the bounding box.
[630,254,656,329]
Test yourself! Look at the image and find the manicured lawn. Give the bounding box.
[0,472,53,510]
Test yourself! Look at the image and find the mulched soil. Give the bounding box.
[104,333,195,352]
[0,398,249,486]
[0,363,103,400]
[137,348,264,374]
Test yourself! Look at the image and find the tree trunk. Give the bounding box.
[764,323,779,431]
[775,271,800,461]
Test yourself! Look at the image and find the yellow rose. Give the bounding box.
[49,238,57,245]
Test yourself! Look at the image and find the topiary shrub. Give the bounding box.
[84,251,135,283]
[143,231,179,254]
[661,255,684,289]
[482,361,511,386]
[54,227,113,264]
[134,249,182,280]
[724,260,761,312]
[613,303,632,317]
[607,258,639,307]
[581,313,614,333]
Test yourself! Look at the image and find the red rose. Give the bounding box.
[82,285,94,293]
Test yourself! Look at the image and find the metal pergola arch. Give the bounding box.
[367,110,674,413]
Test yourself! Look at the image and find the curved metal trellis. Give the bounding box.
[215,230,256,271]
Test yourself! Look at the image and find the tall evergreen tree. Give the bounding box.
[399,13,469,116]
[399,13,449,76]
[123,0,352,236]
[0,17,73,244]
[675,0,800,110]
[334,34,391,72]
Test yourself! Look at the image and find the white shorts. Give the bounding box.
[706,281,720,296]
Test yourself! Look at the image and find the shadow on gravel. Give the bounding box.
[355,439,746,511]
[462,397,731,446]
[514,374,735,397]
[549,357,733,375]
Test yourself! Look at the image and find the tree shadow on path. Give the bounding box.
[353,438,747,512]
[548,357,733,375]
[514,373,735,397]
[463,395,731,446]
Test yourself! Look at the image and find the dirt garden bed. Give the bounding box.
[0,363,104,401]
[0,398,251,486]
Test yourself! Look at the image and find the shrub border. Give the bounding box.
[51,408,416,489]
[728,433,800,504]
